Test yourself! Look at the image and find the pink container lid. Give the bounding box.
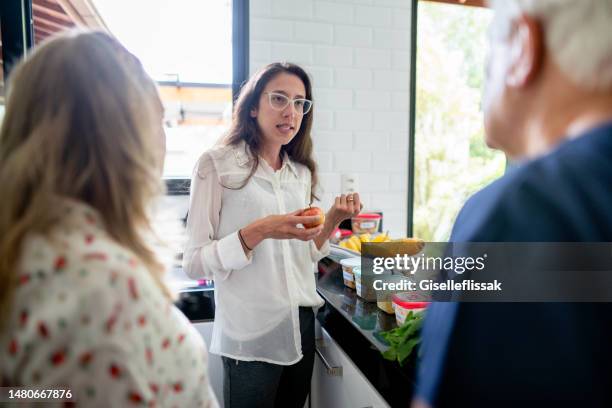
[392,293,429,309]
[353,213,382,220]
[338,228,353,238]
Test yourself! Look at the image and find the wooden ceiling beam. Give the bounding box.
[33,15,72,32]
[32,11,75,30]
[56,0,86,26]
[33,24,57,36]
[32,0,65,14]
[32,4,74,25]
[421,0,487,8]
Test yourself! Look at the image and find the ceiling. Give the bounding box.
[31,0,107,44]
[426,0,487,7]
[1,0,486,101]
[1,0,107,95]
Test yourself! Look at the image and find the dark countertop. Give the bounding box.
[316,254,417,406]
[316,257,398,352]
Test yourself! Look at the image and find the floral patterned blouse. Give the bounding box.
[0,199,218,407]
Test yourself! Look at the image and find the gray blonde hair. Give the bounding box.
[489,0,612,91]
[0,30,170,330]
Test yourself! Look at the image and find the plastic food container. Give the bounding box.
[353,267,363,295]
[330,228,353,244]
[339,257,360,289]
[353,267,376,302]
[351,213,382,234]
[375,272,405,314]
[392,292,429,326]
[377,300,395,314]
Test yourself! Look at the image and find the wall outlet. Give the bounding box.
[341,174,359,194]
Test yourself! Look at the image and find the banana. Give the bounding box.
[366,237,425,257]
[349,235,362,252]
[359,233,371,243]
[341,233,403,254]
[390,238,425,255]
[372,232,389,242]
[341,238,359,252]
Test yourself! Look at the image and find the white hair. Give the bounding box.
[489,0,612,91]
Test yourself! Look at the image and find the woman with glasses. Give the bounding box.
[183,62,361,407]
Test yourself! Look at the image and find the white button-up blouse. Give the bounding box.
[183,141,330,365]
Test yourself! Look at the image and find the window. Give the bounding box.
[412,0,506,241]
[92,0,235,181]
[1,20,4,123]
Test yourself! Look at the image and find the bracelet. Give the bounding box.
[238,229,252,251]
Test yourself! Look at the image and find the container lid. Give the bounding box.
[392,292,429,309]
[353,213,382,220]
[339,229,353,238]
[339,257,361,268]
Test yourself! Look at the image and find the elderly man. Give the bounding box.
[414,1,612,407]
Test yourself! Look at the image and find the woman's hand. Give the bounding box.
[314,192,362,250]
[327,193,362,226]
[240,210,324,251]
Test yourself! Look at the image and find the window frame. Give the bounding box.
[165,0,249,196]
[0,0,34,80]
[407,0,418,237]
[1,0,249,196]
[408,0,493,236]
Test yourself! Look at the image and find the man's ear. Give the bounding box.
[506,14,543,88]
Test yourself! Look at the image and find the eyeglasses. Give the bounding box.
[264,92,313,115]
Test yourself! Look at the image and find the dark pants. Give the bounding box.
[222,307,315,408]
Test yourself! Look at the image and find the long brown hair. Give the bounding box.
[223,62,318,202]
[0,30,170,332]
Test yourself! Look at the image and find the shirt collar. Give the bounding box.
[232,141,252,168]
[232,140,300,178]
[281,150,300,179]
[59,197,105,231]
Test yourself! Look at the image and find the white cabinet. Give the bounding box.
[311,324,390,408]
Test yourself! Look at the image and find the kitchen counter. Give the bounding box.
[316,257,397,353]
[316,248,418,406]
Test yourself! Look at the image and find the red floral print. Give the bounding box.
[20,310,28,327]
[50,349,66,366]
[84,252,108,262]
[172,382,183,393]
[8,339,18,356]
[38,322,50,338]
[128,277,139,300]
[128,391,143,404]
[109,363,122,379]
[79,351,94,367]
[54,256,67,270]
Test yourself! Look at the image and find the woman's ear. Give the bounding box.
[250,107,258,118]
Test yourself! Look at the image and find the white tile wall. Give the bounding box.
[250,0,412,237]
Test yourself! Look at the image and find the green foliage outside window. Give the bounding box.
[414,2,506,241]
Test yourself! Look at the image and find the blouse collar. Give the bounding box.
[231,140,299,179]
